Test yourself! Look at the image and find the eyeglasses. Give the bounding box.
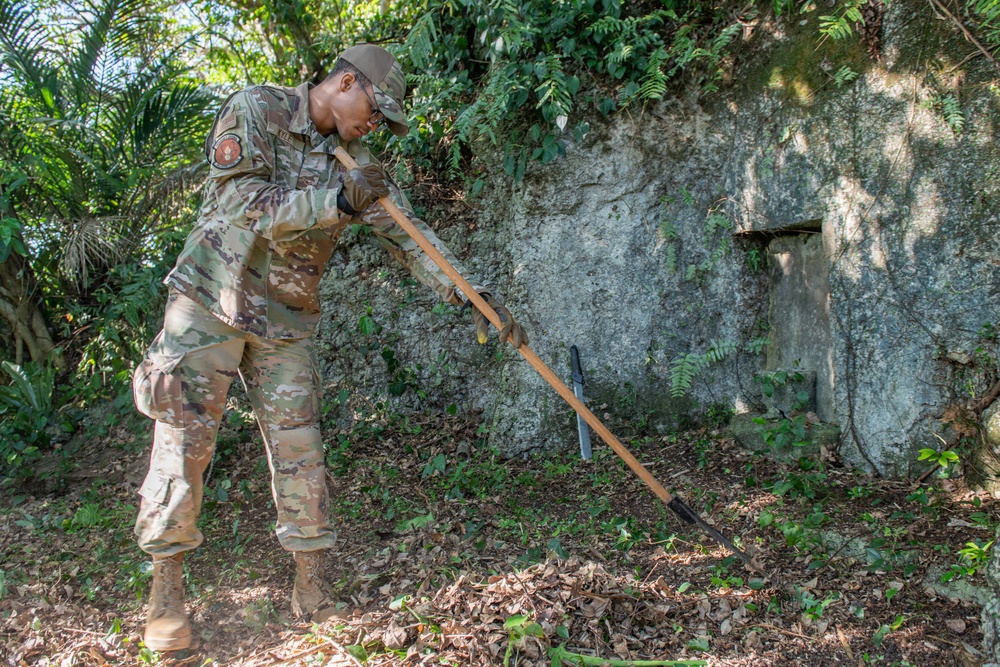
[361,85,387,130]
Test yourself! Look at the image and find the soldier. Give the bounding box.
[132,44,526,651]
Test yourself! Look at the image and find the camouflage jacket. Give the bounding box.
[165,82,481,339]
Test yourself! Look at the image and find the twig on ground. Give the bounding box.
[509,568,539,616]
[912,463,940,488]
[59,627,106,636]
[756,623,814,640]
[257,637,364,667]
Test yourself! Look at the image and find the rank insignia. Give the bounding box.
[212,133,244,170]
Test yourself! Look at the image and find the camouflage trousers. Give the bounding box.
[133,290,335,556]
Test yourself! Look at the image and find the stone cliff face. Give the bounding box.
[317,2,1000,477]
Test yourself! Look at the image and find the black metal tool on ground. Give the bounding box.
[570,345,592,460]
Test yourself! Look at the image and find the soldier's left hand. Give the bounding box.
[339,164,390,215]
[466,291,527,348]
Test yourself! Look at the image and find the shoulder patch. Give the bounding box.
[211,133,244,170]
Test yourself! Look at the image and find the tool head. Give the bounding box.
[667,497,766,576]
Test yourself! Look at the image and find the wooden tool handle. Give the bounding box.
[333,146,676,505]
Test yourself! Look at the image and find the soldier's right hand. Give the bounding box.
[337,164,390,216]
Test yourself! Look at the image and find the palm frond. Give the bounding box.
[60,215,126,286]
[0,0,62,114]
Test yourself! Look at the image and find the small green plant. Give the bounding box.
[769,465,828,500]
[941,539,994,582]
[754,369,804,400]
[503,614,545,667]
[601,516,643,551]
[549,643,704,666]
[847,485,873,499]
[669,339,736,397]
[833,65,859,87]
[818,0,865,42]
[798,590,839,619]
[69,503,108,530]
[754,413,810,449]
[917,447,960,474]
[753,370,815,451]
[686,636,710,652]
[872,615,905,649]
[934,94,965,136]
[710,556,745,589]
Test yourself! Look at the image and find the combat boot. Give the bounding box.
[144,553,191,651]
[291,550,336,620]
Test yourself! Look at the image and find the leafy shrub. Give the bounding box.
[389,0,743,185]
[0,360,63,480]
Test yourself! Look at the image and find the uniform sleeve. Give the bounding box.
[206,90,341,243]
[355,168,486,306]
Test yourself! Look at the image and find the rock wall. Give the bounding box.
[316,1,1000,476]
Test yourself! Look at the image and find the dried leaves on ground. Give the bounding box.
[1,412,994,666]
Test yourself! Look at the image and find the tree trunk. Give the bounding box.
[0,196,59,368]
[0,244,58,367]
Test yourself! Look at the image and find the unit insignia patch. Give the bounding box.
[212,133,244,170]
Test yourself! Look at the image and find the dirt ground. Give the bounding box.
[0,410,994,666]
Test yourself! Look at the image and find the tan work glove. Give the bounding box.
[466,291,528,349]
[337,164,389,215]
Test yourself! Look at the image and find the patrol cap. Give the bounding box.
[339,44,409,137]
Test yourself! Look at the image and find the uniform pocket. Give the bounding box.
[133,331,187,425]
[138,472,172,505]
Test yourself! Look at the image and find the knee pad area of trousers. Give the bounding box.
[267,424,323,465]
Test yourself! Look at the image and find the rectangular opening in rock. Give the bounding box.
[764,227,834,421]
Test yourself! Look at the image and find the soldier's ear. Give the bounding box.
[338,72,356,92]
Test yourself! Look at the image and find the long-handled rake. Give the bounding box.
[334,147,763,575]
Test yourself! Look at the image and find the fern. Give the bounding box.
[968,0,1000,48]
[833,65,859,87]
[404,10,438,70]
[704,212,731,235]
[709,22,741,54]
[447,62,529,176]
[669,339,735,397]
[533,53,573,123]
[745,337,771,355]
[937,94,965,136]
[819,0,864,41]
[616,80,640,107]
[72,503,106,529]
[658,219,678,240]
[670,353,703,397]
[704,339,737,363]
[588,12,671,80]
[665,244,678,273]
[636,47,669,102]
[708,238,729,266]
[667,21,740,92]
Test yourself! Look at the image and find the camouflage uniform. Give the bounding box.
[134,81,481,556]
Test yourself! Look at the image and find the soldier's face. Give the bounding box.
[336,75,382,141]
